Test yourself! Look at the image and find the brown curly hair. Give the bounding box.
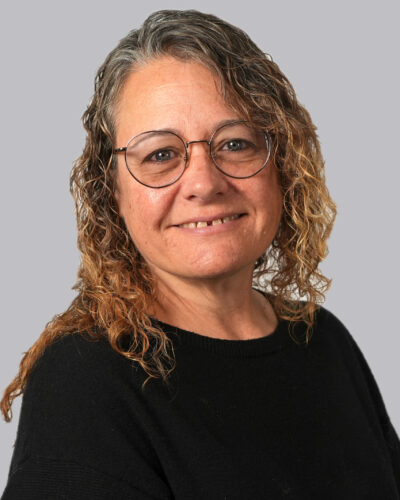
[1,9,336,422]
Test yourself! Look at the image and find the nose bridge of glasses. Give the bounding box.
[184,139,212,160]
[185,139,211,148]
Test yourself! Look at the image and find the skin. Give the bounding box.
[114,56,283,340]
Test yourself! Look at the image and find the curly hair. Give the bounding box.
[1,9,336,422]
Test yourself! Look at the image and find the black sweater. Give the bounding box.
[2,306,400,499]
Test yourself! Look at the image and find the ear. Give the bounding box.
[110,166,122,213]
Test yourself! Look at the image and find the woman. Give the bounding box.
[1,9,399,499]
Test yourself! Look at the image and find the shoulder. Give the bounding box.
[302,304,375,378]
[311,304,355,350]
[280,300,355,356]
[29,332,141,390]
[8,334,174,497]
[21,332,146,431]
[310,305,383,403]
[33,331,127,370]
[311,304,397,439]
[13,333,153,477]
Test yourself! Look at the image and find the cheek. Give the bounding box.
[254,167,283,220]
[269,166,283,209]
[268,188,283,233]
[118,179,174,235]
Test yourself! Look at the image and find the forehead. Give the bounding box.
[114,56,237,143]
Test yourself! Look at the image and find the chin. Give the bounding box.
[174,258,253,281]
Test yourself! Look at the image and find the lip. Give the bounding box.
[170,213,247,235]
[172,212,246,227]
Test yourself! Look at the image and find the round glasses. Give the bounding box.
[113,120,271,188]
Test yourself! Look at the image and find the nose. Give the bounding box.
[180,140,229,201]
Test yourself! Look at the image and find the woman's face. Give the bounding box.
[114,56,282,284]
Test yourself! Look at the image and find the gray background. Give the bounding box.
[1,0,399,491]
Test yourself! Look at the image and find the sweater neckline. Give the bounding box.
[150,316,294,358]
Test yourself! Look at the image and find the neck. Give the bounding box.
[148,266,278,341]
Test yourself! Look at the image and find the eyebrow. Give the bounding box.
[154,118,242,137]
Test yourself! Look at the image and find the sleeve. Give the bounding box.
[346,331,400,492]
[1,335,173,500]
[2,456,159,500]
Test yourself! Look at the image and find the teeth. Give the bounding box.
[222,215,240,223]
[179,214,241,228]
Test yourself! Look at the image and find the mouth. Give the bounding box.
[175,213,246,229]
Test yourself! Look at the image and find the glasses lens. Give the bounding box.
[126,131,186,187]
[211,122,269,178]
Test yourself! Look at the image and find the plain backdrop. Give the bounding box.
[1,0,399,492]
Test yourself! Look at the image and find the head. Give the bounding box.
[1,9,336,423]
[71,9,336,341]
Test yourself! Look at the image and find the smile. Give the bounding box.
[177,214,242,229]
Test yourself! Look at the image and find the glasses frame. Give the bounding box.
[113,120,271,189]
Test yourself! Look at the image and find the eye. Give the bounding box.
[222,139,250,152]
[146,149,177,162]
